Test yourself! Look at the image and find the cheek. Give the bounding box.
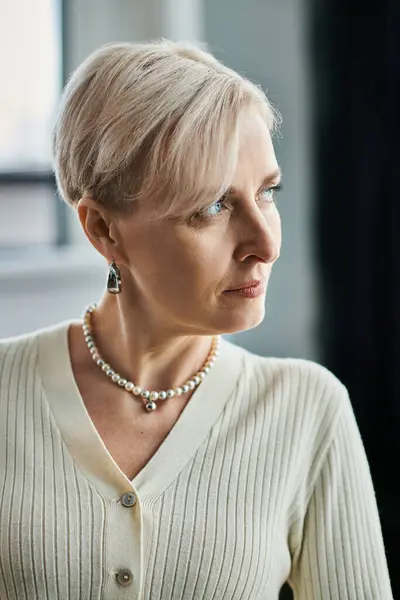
[131,228,228,290]
[168,232,228,284]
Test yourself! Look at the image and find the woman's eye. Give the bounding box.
[260,182,283,203]
[193,195,229,220]
[261,188,274,201]
[206,199,225,216]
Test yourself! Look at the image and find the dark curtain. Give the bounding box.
[310,1,400,596]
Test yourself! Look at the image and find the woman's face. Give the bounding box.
[111,108,282,336]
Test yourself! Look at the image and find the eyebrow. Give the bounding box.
[227,167,282,195]
[258,167,282,188]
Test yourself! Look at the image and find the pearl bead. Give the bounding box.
[182,385,190,393]
[193,376,201,385]
[118,378,127,387]
[125,382,134,391]
[89,347,97,355]
[207,360,215,368]
[141,390,150,399]
[174,387,183,396]
[102,363,110,372]
[97,358,105,366]
[158,391,167,400]
[106,369,114,376]
[166,390,175,398]
[133,386,142,396]
[150,391,159,401]
[112,374,120,383]
[188,381,196,390]
[199,372,206,380]
[203,366,210,374]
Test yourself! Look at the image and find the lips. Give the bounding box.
[224,279,264,292]
[223,279,267,299]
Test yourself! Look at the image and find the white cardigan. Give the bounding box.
[0,320,393,599]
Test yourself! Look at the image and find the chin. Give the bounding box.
[214,300,266,335]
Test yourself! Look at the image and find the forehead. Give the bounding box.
[232,109,278,187]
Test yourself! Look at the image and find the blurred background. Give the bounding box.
[0,0,398,597]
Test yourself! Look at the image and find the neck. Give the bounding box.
[85,294,215,394]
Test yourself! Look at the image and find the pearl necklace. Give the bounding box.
[82,304,220,412]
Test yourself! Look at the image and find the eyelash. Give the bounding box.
[194,182,284,220]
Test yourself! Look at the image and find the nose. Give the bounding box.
[233,206,280,265]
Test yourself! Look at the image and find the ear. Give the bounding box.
[77,197,124,263]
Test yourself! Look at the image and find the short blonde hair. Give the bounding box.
[52,39,281,220]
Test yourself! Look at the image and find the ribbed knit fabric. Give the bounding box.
[0,320,393,600]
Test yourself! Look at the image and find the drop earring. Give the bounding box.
[107,260,122,294]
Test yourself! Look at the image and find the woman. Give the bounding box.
[0,40,392,599]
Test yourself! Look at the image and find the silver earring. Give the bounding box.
[107,260,122,294]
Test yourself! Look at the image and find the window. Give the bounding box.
[0,0,64,249]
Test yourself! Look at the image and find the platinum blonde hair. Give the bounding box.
[52,39,281,221]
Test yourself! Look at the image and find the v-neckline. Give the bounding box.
[37,319,244,499]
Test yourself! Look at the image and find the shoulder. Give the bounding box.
[238,343,347,414]
[224,339,349,445]
[236,347,359,505]
[0,328,38,366]
[0,330,39,402]
[0,321,72,386]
